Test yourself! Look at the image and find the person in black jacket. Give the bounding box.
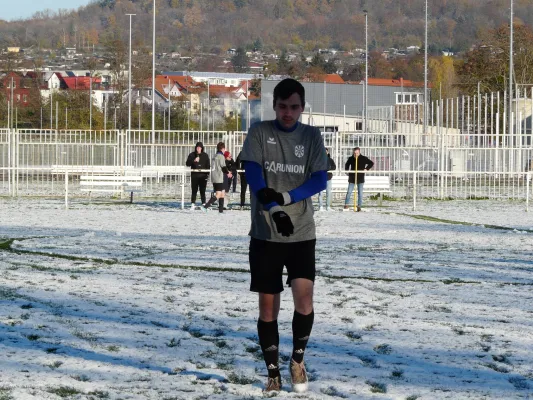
[235,151,247,208]
[318,148,336,211]
[186,142,210,210]
[344,147,374,211]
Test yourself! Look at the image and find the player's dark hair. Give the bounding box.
[217,142,225,152]
[273,78,305,108]
[353,147,360,152]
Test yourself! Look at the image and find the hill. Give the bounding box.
[0,0,532,54]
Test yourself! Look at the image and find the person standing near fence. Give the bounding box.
[318,148,336,211]
[240,78,327,393]
[344,147,374,212]
[236,150,248,208]
[186,142,210,210]
[201,142,232,213]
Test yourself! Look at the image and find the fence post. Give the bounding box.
[412,171,417,211]
[65,169,69,210]
[181,170,185,210]
[527,172,530,212]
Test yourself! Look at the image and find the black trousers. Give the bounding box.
[191,174,208,204]
[240,174,248,206]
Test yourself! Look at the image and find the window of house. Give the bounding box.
[395,92,422,105]
[23,94,27,102]
[16,94,21,102]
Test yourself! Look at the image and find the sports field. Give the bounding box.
[0,199,532,399]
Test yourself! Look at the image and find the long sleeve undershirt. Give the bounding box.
[244,161,327,210]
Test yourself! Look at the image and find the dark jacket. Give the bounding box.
[236,151,245,176]
[327,154,336,181]
[226,157,236,175]
[345,154,374,184]
[186,142,210,177]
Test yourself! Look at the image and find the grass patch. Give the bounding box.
[106,345,120,352]
[20,303,33,309]
[26,334,40,341]
[492,354,511,364]
[0,387,14,400]
[359,356,379,368]
[346,331,362,341]
[47,361,63,369]
[374,344,392,355]
[71,374,90,382]
[87,390,110,399]
[391,368,404,379]
[366,380,387,393]
[485,363,510,373]
[405,396,420,400]
[47,386,83,398]
[426,304,452,313]
[167,338,181,348]
[452,326,466,335]
[320,386,348,398]
[227,372,259,385]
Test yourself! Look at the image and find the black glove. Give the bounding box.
[257,187,285,205]
[271,210,294,237]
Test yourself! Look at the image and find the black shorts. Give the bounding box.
[213,183,224,192]
[249,238,316,294]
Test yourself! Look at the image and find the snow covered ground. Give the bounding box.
[0,198,532,400]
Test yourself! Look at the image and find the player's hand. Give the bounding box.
[271,210,294,237]
[257,188,285,205]
[228,172,233,178]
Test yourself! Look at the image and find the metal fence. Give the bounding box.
[1,91,532,208]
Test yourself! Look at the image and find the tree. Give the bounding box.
[458,24,533,96]
[231,47,249,73]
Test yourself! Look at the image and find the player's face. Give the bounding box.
[196,146,202,153]
[274,93,304,130]
[354,149,360,157]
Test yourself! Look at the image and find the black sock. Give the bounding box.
[257,319,280,378]
[218,198,224,212]
[204,196,216,208]
[292,310,314,363]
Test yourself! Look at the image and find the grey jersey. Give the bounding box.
[211,153,226,184]
[240,121,327,243]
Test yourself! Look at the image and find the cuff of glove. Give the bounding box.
[281,192,291,205]
[268,205,283,215]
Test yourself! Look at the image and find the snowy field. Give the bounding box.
[0,198,532,400]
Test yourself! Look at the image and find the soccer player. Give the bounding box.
[201,142,232,213]
[240,78,327,393]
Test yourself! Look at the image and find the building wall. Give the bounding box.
[260,80,425,121]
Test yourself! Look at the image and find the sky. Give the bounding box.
[1,0,90,21]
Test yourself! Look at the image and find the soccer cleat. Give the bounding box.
[200,205,208,213]
[290,359,309,393]
[318,207,324,212]
[190,204,195,210]
[264,375,282,393]
[357,206,362,212]
[343,206,350,211]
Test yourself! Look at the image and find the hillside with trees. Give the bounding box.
[0,0,532,55]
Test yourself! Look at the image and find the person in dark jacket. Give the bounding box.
[235,151,247,208]
[223,151,236,193]
[344,147,374,211]
[318,148,336,211]
[186,142,210,210]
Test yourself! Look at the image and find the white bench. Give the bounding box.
[52,165,136,176]
[80,175,143,203]
[330,175,391,206]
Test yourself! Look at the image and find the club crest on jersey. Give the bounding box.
[295,145,305,158]
[267,137,276,145]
